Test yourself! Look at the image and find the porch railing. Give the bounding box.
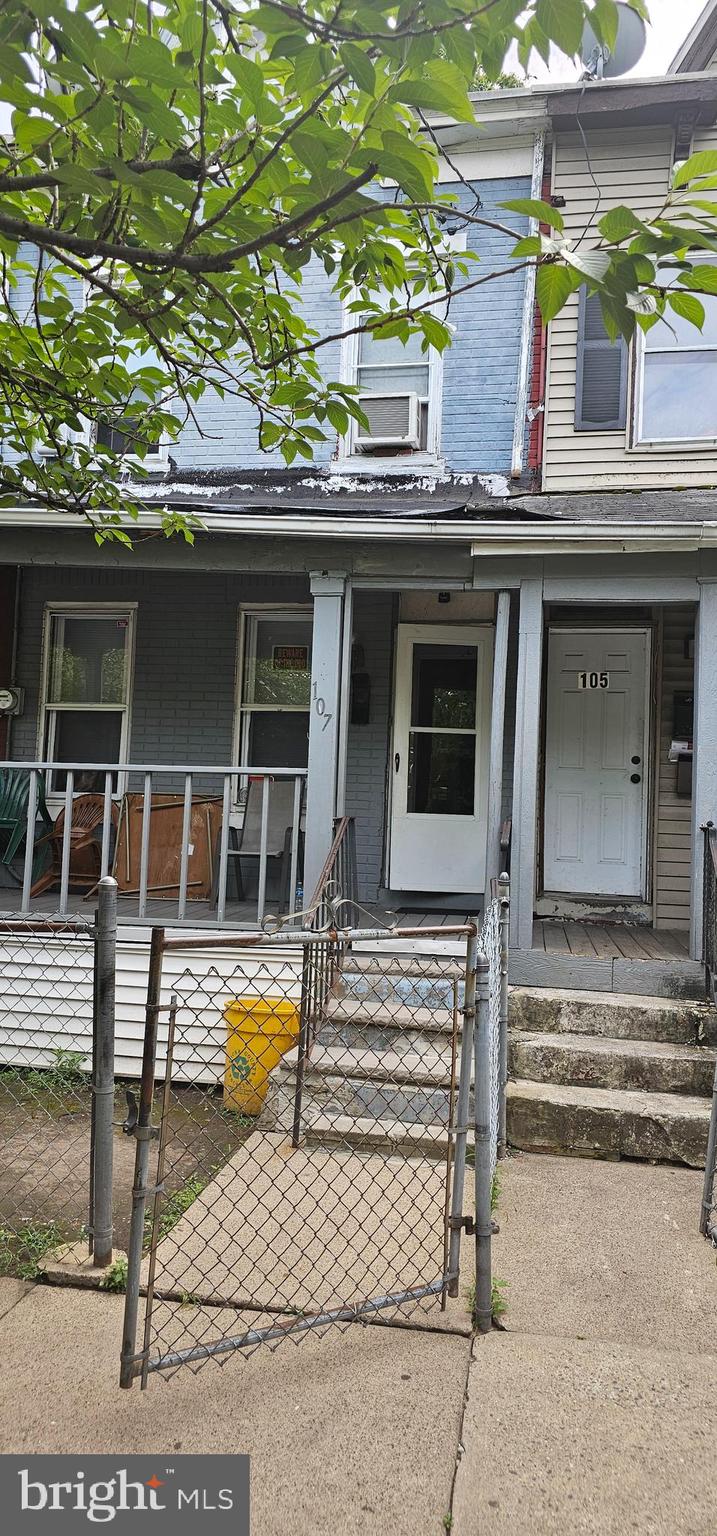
[0,761,306,929]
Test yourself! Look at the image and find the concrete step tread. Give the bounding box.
[301,1043,456,1086]
[507,1079,711,1120]
[511,1030,717,1064]
[325,997,456,1031]
[511,986,713,1015]
[304,1111,462,1154]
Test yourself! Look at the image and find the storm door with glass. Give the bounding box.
[388,625,492,892]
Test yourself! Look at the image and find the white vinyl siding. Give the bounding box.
[654,607,695,931]
[543,125,717,491]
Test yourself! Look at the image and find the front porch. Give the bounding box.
[0,548,715,1001]
[512,918,705,1000]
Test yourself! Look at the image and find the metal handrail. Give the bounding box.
[292,815,358,1146]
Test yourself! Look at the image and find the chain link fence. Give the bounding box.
[0,886,117,1281]
[119,895,507,1388]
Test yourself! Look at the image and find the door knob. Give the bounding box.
[631,756,641,766]
[630,773,641,784]
[395,752,400,772]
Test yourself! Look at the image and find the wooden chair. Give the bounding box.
[0,767,53,882]
[219,778,304,910]
[30,793,119,899]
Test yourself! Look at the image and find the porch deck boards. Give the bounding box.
[533,919,690,964]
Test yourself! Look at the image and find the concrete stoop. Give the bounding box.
[508,988,717,1168]
[284,957,717,1168]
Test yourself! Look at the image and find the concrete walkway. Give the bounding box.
[454,1153,717,1536]
[0,1153,715,1534]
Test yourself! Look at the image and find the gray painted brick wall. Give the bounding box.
[11,567,310,765]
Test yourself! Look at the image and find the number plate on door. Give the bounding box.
[577,672,610,690]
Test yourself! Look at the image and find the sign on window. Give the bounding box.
[577,671,610,691]
[272,645,309,672]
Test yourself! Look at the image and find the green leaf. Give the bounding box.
[668,291,705,330]
[535,0,585,56]
[674,151,717,190]
[502,197,564,231]
[565,248,612,281]
[536,263,581,323]
[598,205,644,243]
[339,43,375,96]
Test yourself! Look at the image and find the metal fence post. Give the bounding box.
[120,926,164,1389]
[700,1058,717,1237]
[473,962,493,1335]
[91,877,117,1268]
[447,924,477,1297]
[497,872,510,1160]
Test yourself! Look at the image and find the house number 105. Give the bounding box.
[313,680,334,731]
[578,671,610,691]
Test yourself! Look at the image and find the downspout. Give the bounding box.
[510,131,546,481]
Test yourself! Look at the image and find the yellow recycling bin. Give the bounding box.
[223,997,300,1115]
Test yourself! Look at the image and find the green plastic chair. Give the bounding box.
[0,767,53,878]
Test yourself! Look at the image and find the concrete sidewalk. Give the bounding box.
[1,1154,715,1535]
[454,1154,717,1536]
[0,1280,470,1536]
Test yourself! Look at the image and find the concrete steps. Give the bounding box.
[507,988,717,1167]
[506,1081,711,1168]
[509,1031,717,1098]
[510,988,716,1046]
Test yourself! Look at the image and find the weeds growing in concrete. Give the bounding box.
[0,1219,67,1280]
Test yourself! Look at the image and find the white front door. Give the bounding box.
[543,628,650,898]
[388,624,493,893]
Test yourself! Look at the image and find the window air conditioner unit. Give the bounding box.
[355,392,421,450]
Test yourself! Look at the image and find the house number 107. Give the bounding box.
[313,680,334,731]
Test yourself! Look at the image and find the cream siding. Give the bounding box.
[654,607,695,930]
[543,125,717,492]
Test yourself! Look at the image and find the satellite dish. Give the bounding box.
[581,2,647,79]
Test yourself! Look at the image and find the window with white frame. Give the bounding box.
[236,610,312,773]
[40,606,136,791]
[350,324,437,456]
[635,269,717,446]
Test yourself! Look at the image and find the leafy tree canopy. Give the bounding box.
[0,0,716,541]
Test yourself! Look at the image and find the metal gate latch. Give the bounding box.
[448,1215,475,1235]
[121,1089,158,1139]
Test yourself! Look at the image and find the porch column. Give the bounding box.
[691,579,717,960]
[484,590,511,893]
[510,578,544,951]
[303,572,347,903]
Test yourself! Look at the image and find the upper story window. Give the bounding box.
[575,290,628,432]
[575,272,717,449]
[96,418,167,462]
[351,325,436,456]
[634,275,717,447]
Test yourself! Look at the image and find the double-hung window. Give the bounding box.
[40,605,136,791]
[236,610,313,773]
[351,325,435,455]
[634,271,717,446]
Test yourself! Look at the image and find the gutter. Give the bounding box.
[0,505,487,543]
[470,522,717,556]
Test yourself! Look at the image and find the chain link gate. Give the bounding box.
[120,902,505,1388]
